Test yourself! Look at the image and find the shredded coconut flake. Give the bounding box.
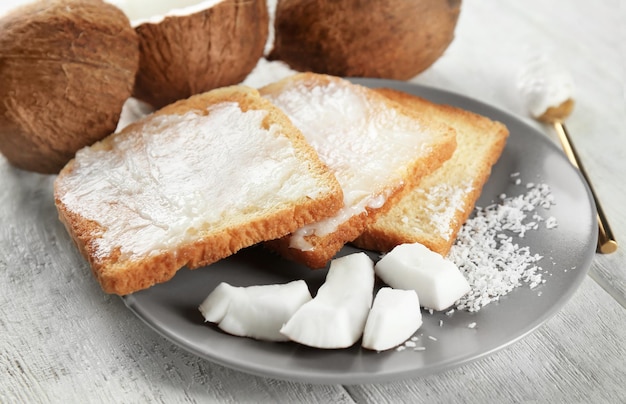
[448,181,557,312]
[546,216,558,229]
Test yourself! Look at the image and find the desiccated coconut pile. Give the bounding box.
[448,173,557,312]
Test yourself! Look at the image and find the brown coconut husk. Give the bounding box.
[269,0,461,80]
[131,0,269,109]
[0,0,139,174]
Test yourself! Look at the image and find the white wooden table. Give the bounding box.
[1,0,624,402]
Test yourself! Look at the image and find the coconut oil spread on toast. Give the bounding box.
[260,73,457,268]
[54,86,343,295]
[59,104,319,260]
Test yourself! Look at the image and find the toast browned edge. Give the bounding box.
[353,88,509,256]
[54,85,344,295]
[261,74,457,268]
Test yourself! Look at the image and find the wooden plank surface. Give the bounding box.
[1,0,624,403]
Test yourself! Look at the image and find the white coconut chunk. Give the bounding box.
[199,282,237,323]
[362,288,422,352]
[199,280,312,341]
[375,243,470,311]
[280,252,375,349]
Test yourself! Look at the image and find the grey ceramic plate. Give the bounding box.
[122,79,597,384]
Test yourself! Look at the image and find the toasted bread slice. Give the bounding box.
[54,85,343,295]
[353,88,509,255]
[259,73,457,268]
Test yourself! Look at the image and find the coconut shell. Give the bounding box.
[0,0,139,174]
[132,0,269,109]
[269,0,461,80]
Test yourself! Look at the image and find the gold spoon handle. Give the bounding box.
[553,121,618,253]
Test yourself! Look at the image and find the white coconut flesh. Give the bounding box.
[280,252,375,349]
[375,243,471,311]
[199,280,312,341]
[106,0,226,25]
[362,288,423,352]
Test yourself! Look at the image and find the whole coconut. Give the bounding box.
[269,0,461,80]
[111,0,269,109]
[0,0,139,174]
